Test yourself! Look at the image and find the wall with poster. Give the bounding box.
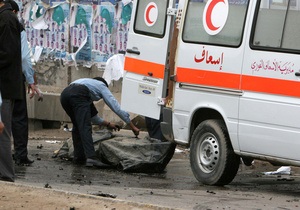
[15,0,133,126]
[17,0,132,68]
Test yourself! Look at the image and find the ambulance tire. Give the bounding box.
[190,119,240,186]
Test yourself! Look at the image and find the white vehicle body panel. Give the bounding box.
[122,0,300,166]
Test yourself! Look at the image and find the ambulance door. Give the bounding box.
[121,0,175,120]
[239,0,300,160]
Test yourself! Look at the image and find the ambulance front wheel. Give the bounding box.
[190,119,240,186]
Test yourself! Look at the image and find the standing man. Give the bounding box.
[0,92,4,134]
[60,77,140,167]
[5,0,42,166]
[0,0,23,182]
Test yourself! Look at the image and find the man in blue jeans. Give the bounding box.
[60,77,140,167]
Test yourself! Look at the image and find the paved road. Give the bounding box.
[10,130,300,209]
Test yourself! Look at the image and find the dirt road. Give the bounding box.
[0,182,169,210]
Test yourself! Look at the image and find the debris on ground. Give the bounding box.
[263,166,291,175]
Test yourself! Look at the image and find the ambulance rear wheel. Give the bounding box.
[190,119,240,186]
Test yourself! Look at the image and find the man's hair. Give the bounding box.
[4,0,19,12]
[93,77,108,87]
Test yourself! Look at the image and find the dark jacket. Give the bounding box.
[0,3,23,100]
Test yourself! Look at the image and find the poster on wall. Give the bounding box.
[22,0,69,61]
[22,1,44,47]
[40,0,67,7]
[70,3,93,67]
[91,3,115,66]
[116,2,131,53]
[17,0,132,68]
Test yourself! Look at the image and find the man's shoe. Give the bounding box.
[85,158,111,168]
[73,157,86,165]
[0,176,14,182]
[242,157,253,166]
[15,157,34,166]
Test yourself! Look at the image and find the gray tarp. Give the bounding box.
[55,130,176,173]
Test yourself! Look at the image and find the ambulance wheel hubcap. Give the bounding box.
[199,134,219,173]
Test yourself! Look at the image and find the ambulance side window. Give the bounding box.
[182,0,249,47]
[252,0,300,51]
[133,0,169,38]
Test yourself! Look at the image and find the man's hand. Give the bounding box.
[128,121,140,138]
[0,122,4,134]
[107,122,121,131]
[28,84,43,101]
[132,127,140,138]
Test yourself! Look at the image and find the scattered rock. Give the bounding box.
[91,192,117,199]
[44,183,52,189]
[37,144,43,149]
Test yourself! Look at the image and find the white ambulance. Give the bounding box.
[121,0,300,185]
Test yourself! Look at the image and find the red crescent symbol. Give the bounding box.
[206,0,225,31]
[146,5,155,24]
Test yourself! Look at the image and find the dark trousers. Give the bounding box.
[60,84,98,160]
[145,113,166,141]
[0,99,15,181]
[12,83,29,160]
